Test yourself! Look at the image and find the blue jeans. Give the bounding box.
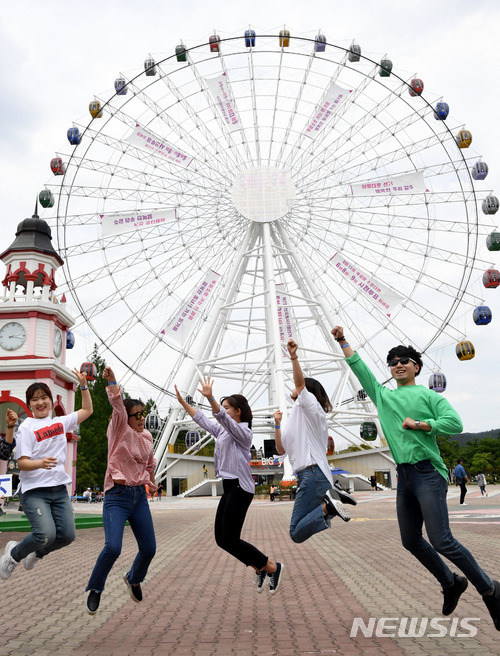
[397,461,494,595]
[289,465,331,543]
[86,484,156,593]
[12,485,75,562]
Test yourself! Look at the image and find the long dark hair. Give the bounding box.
[304,378,332,413]
[220,394,253,428]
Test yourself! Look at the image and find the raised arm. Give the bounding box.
[273,410,285,455]
[74,368,93,423]
[287,339,305,394]
[174,385,198,418]
[331,326,354,358]
[5,408,17,445]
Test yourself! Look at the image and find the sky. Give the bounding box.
[1,0,500,435]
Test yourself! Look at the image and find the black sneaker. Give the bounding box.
[323,490,350,522]
[123,573,143,602]
[483,580,500,631]
[255,569,268,594]
[268,562,284,595]
[86,590,101,615]
[442,574,468,615]
[330,485,357,506]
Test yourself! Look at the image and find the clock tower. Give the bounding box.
[0,208,79,491]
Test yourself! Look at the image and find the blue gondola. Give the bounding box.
[315,33,326,52]
[67,127,82,145]
[434,102,449,120]
[472,161,488,180]
[66,331,75,349]
[473,306,492,325]
[244,29,256,47]
[483,196,499,215]
[429,373,447,393]
[114,77,127,95]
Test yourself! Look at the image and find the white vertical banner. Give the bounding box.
[305,82,352,137]
[276,285,294,347]
[204,73,242,132]
[330,253,403,318]
[125,124,193,168]
[162,271,222,344]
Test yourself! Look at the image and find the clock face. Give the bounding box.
[54,329,63,357]
[0,322,27,351]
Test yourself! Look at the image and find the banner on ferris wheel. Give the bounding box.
[330,253,403,318]
[100,209,177,237]
[161,270,222,344]
[124,124,193,168]
[276,285,297,352]
[304,82,352,137]
[204,73,242,133]
[350,171,428,196]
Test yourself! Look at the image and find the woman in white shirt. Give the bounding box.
[0,374,92,580]
[274,340,356,543]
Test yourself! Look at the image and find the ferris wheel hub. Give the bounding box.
[231,165,296,223]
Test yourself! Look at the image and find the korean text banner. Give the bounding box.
[162,271,222,344]
[350,171,428,196]
[0,474,12,497]
[101,209,176,238]
[204,74,242,133]
[276,286,294,348]
[125,124,193,168]
[330,253,403,317]
[305,82,351,137]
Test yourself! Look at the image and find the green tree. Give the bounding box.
[470,452,494,476]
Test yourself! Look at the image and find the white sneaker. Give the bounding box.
[23,551,40,571]
[0,541,19,580]
[460,503,468,506]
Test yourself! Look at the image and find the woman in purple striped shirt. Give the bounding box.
[175,377,284,595]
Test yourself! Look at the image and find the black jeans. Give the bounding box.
[458,481,467,504]
[214,478,268,569]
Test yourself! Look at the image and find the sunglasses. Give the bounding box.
[387,357,417,368]
[128,411,147,420]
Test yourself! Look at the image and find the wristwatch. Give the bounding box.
[415,421,421,430]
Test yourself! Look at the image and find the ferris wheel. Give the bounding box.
[42,30,497,476]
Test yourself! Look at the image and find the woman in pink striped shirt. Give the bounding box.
[85,366,156,615]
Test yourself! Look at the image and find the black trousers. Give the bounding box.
[458,482,467,504]
[214,478,268,569]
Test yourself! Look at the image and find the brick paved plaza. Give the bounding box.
[1,486,499,656]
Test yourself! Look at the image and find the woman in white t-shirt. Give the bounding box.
[0,373,93,580]
[273,339,356,543]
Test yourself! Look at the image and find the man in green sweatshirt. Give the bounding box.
[331,325,500,631]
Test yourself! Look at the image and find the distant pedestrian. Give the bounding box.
[157,484,163,501]
[370,475,377,491]
[455,459,469,506]
[203,464,208,479]
[477,473,488,497]
[270,484,276,502]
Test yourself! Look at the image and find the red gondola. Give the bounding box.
[483,270,500,288]
[50,158,66,176]
[209,34,220,52]
[80,363,97,381]
[409,78,424,96]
